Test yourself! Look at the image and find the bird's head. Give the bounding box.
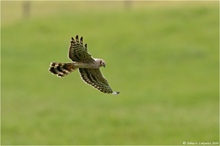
[95,58,106,68]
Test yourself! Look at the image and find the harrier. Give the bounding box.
[49,35,119,95]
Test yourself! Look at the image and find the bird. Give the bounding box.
[49,35,119,95]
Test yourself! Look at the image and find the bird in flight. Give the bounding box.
[49,35,119,95]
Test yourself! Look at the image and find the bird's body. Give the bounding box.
[49,35,119,95]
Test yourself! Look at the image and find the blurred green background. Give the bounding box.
[1,1,219,145]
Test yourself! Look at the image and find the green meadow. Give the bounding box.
[1,1,219,145]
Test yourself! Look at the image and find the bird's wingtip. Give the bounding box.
[112,91,120,95]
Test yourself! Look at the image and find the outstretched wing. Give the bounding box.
[68,35,95,63]
[79,68,116,94]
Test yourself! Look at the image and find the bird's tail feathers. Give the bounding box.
[49,62,77,77]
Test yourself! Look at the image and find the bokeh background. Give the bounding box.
[1,1,219,145]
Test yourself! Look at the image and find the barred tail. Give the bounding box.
[49,62,77,77]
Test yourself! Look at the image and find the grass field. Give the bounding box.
[1,1,219,145]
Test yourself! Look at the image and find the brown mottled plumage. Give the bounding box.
[49,35,119,95]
